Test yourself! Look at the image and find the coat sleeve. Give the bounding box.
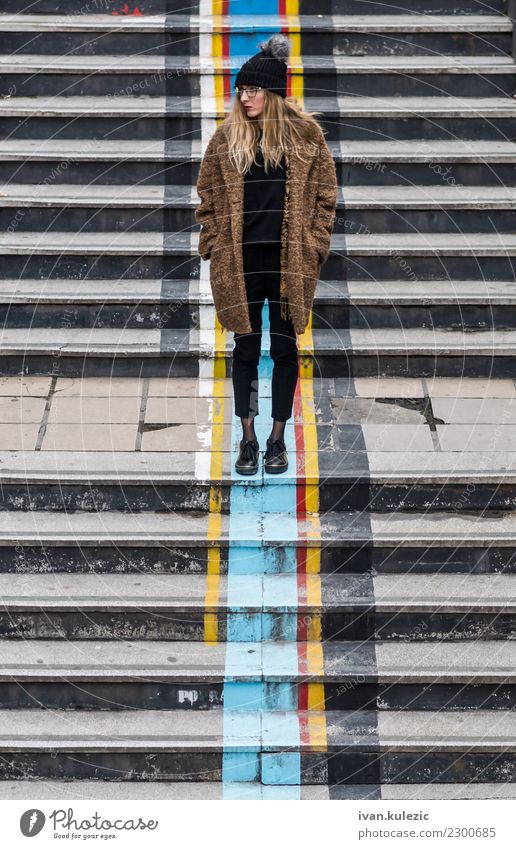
[194,132,220,261]
[310,130,338,266]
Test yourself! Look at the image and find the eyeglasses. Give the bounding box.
[235,86,263,99]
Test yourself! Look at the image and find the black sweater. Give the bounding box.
[242,137,285,246]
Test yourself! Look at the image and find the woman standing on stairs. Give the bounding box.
[195,34,338,476]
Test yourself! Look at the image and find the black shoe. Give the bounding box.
[235,438,260,475]
[264,436,288,474]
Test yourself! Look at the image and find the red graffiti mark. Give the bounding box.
[111,4,143,15]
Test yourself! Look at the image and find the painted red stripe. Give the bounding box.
[294,384,307,539]
[298,639,309,711]
[296,573,307,640]
[298,712,310,748]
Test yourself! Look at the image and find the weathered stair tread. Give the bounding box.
[342,232,516,254]
[3,509,516,547]
[2,639,516,683]
[1,138,515,163]
[342,279,516,303]
[380,784,516,799]
[2,54,515,74]
[0,138,191,160]
[0,183,190,206]
[1,277,516,306]
[342,184,516,207]
[0,327,166,354]
[2,95,516,118]
[1,326,516,358]
[334,139,516,161]
[2,572,515,613]
[0,279,168,302]
[1,780,515,800]
[3,182,516,209]
[0,708,514,752]
[3,448,516,482]
[0,780,328,800]
[0,230,187,253]
[1,13,511,33]
[336,96,516,117]
[343,327,516,354]
[3,230,516,256]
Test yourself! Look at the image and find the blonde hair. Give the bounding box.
[222,89,323,174]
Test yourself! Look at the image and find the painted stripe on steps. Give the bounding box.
[221,0,307,797]
[198,0,227,645]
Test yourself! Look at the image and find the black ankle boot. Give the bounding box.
[235,438,260,475]
[264,436,288,474]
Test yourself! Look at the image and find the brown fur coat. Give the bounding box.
[194,119,338,335]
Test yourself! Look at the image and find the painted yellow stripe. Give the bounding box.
[306,573,322,641]
[307,712,328,751]
[301,375,326,731]
[286,17,303,103]
[306,644,326,738]
[203,5,227,642]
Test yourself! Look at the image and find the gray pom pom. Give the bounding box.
[258,33,290,64]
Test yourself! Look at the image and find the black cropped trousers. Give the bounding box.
[231,242,299,422]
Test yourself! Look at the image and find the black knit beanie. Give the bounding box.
[234,33,290,98]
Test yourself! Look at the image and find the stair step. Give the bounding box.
[3,182,516,209]
[3,54,515,73]
[0,279,516,332]
[3,94,515,118]
[2,508,516,576]
[0,0,506,13]
[2,572,515,641]
[0,708,514,785]
[1,707,514,752]
[2,138,514,188]
[6,324,516,350]
[2,446,516,512]
[2,571,515,614]
[3,183,515,237]
[3,638,516,683]
[0,326,516,379]
[1,507,516,547]
[1,780,515,800]
[2,57,515,97]
[1,138,515,163]
[329,0,508,13]
[2,230,516,255]
[2,277,516,302]
[2,16,510,62]
[1,14,510,34]
[3,96,515,142]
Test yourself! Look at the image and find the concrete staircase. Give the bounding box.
[1,0,516,799]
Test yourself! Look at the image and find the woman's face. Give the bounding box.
[239,87,266,120]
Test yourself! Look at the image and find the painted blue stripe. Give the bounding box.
[262,711,301,788]
[228,12,282,106]
[222,10,303,794]
[223,303,302,791]
[224,782,302,800]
